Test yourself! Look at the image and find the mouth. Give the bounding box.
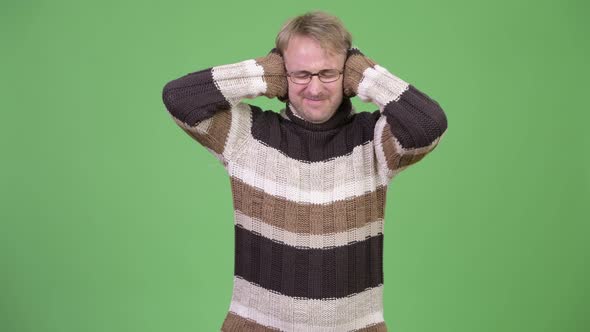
[304,97,325,105]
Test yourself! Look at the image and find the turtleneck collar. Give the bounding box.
[283,98,354,131]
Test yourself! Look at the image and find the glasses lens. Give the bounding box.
[319,70,341,83]
[290,71,311,84]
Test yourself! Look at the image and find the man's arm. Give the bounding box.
[343,48,448,179]
[161,50,287,160]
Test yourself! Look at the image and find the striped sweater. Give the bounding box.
[162,51,447,331]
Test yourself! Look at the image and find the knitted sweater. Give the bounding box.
[162,51,447,331]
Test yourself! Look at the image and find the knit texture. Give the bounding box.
[162,52,447,331]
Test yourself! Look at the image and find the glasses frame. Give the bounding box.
[287,69,343,85]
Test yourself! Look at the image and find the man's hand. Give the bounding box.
[343,48,377,97]
[256,49,288,101]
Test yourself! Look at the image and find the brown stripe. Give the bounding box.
[206,109,232,154]
[221,312,279,331]
[356,321,388,331]
[172,108,232,155]
[381,122,429,171]
[230,177,385,235]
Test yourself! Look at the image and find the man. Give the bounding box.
[162,11,447,332]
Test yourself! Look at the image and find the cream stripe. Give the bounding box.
[390,135,444,174]
[230,303,385,332]
[227,139,388,204]
[171,115,227,163]
[357,65,409,107]
[212,60,267,105]
[373,117,397,181]
[171,112,212,135]
[229,278,384,331]
[235,211,383,249]
[222,103,255,161]
[387,131,442,158]
[374,116,445,180]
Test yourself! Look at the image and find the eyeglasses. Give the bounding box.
[287,69,343,85]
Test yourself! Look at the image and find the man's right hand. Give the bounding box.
[256,49,288,101]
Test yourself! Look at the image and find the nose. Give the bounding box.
[306,75,323,95]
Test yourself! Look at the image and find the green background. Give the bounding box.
[2,0,589,331]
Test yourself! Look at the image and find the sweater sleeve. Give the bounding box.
[344,49,448,180]
[161,51,287,162]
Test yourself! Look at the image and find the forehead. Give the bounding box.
[283,35,346,71]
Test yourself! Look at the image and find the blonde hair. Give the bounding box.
[275,11,352,56]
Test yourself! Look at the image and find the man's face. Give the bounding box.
[283,35,346,124]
